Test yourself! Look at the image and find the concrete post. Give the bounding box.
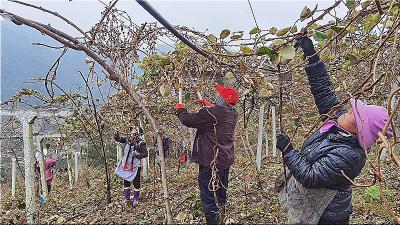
[265,133,269,158]
[66,150,73,189]
[0,109,71,224]
[74,152,79,183]
[37,140,48,199]
[271,106,277,158]
[256,103,266,171]
[116,144,123,164]
[20,115,37,224]
[12,157,17,198]
[139,115,148,178]
[139,115,150,178]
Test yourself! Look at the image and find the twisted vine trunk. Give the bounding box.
[0,10,173,223]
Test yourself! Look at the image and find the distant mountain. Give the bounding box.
[1,21,173,102]
[1,21,90,101]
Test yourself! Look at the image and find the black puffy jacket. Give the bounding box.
[283,60,366,222]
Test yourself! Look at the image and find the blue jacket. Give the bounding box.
[283,60,366,222]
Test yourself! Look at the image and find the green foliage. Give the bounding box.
[230,31,244,40]
[159,84,171,97]
[300,6,312,22]
[17,200,26,210]
[363,13,381,31]
[207,34,217,44]
[139,53,172,80]
[249,27,261,35]
[256,46,277,59]
[309,23,319,30]
[86,142,117,166]
[290,25,298,33]
[240,45,253,54]
[276,27,289,37]
[344,52,359,65]
[363,185,393,203]
[269,27,277,35]
[389,5,399,16]
[184,93,190,100]
[277,44,296,62]
[220,29,230,39]
[13,88,47,102]
[331,25,345,33]
[111,173,122,187]
[186,191,203,217]
[346,0,356,9]
[225,71,234,80]
[314,31,327,42]
[175,42,189,51]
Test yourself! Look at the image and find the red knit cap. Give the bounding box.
[215,83,238,105]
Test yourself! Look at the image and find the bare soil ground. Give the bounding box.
[1,154,399,224]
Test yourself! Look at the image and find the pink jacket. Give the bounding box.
[45,156,58,183]
[35,156,58,184]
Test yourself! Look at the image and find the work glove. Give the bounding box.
[197,99,215,107]
[176,103,185,110]
[276,132,294,154]
[293,33,319,64]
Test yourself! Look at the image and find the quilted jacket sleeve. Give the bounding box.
[136,141,148,159]
[115,136,127,144]
[176,107,214,130]
[283,146,365,190]
[305,60,340,115]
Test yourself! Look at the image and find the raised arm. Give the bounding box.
[176,106,214,130]
[295,35,341,115]
[114,131,127,144]
[135,141,148,159]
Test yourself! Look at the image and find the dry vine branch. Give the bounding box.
[0,8,173,223]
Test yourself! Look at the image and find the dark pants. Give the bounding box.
[318,217,349,225]
[47,184,51,193]
[123,167,141,190]
[198,165,229,217]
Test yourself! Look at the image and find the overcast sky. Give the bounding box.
[1,0,348,37]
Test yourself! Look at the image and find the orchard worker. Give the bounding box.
[34,154,58,193]
[176,83,238,224]
[114,126,148,208]
[275,34,393,224]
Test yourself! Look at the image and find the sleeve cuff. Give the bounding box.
[283,147,296,164]
[305,60,328,79]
